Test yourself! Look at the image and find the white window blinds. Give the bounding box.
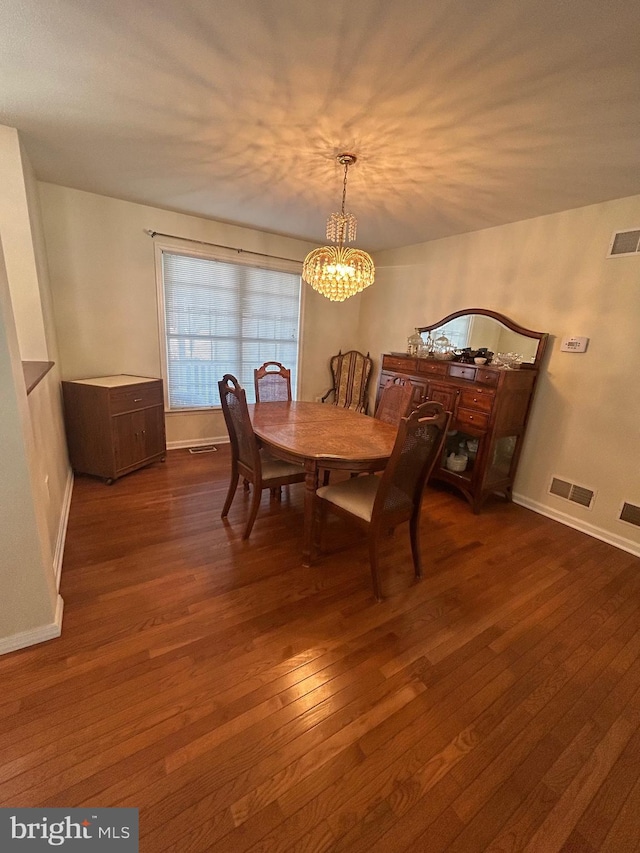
[160,251,301,409]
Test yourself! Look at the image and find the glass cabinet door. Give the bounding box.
[485,435,518,485]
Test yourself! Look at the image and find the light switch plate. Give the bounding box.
[560,336,589,353]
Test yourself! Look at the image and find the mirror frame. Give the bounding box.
[418,308,549,369]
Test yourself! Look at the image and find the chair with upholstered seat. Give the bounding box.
[321,349,373,413]
[315,401,450,600]
[218,374,305,539]
[374,377,415,426]
[254,361,292,403]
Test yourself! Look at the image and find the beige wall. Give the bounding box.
[358,194,640,554]
[0,127,48,360]
[0,240,61,645]
[0,125,68,652]
[39,184,362,445]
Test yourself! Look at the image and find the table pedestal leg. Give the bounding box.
[302,461,319,567]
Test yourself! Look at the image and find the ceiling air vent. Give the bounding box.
[607,228,640,258]
[619,502,640,528]
[549,477,595,509]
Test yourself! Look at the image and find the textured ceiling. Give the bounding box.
[1,0,640,251]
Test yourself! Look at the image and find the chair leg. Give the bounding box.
[243,483,263,539]
[368,531,383,602]
[409,511,423,580]
[221,472,239,518]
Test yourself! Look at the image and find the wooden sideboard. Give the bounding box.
[376,354,541,511]
[62,375,166,483]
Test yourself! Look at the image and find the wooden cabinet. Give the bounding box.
[62,375,166,483]
[376,354,541,512]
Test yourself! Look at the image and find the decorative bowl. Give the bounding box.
[445,453,468,473]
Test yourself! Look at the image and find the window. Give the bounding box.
[158,248,302,410]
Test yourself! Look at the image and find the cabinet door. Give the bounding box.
[378,372,427,410]
[113,410,147,472]
[113,407,165,473]
[427,381,458,414]
[140,406,166,459]
[408,377,427,407]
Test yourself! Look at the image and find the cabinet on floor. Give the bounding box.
[62,375,166,483]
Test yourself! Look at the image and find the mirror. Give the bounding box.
[418,309,548,369]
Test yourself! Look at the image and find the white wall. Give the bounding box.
[358,194,640,554]
[39,184,362,446]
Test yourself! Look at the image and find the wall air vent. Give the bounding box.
[549,477,595,509]
[607,228,640,258]
[619,502,640,528]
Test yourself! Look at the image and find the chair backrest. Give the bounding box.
[374,377,414,426]
[218,374,260,472]
[330,350,373,412]
[372,401,451,522]
[254,361,292,403]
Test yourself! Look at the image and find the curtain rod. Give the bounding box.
[145,229,300,265]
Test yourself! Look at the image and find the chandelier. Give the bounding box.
[302,153,375,302]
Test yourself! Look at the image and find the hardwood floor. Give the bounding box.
[2,446,640,851]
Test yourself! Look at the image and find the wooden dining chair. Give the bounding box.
[315,401,450,601]
[321,349,373,413]
[218,374,305,539]
[374,377,415,426]
[254,361,292,403]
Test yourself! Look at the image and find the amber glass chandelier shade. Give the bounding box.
[302,152,375,301]
[302,245,375,302]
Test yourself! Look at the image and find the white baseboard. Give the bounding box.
[513,493,640,558]
[0,594,64,656]
[167,435,229,450]
[54,467,74,590]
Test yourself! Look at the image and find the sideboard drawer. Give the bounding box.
[476,368,498,386]
[416,360,448,376]
[456,407,490,430]
[459,387,495,413]
[448,364,477,382]
[382,355,417,372]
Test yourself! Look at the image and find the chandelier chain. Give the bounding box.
[341,160,349,217]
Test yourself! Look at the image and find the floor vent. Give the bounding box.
[620,502,640,528]
[549,477,595,509]
[607,228,640,258]
[188,445,218,454]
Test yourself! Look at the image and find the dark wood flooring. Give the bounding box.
[2,446,640,852]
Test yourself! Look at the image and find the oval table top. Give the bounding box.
[248,401,397,468]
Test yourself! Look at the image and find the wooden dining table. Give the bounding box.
[248,401,397,566]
